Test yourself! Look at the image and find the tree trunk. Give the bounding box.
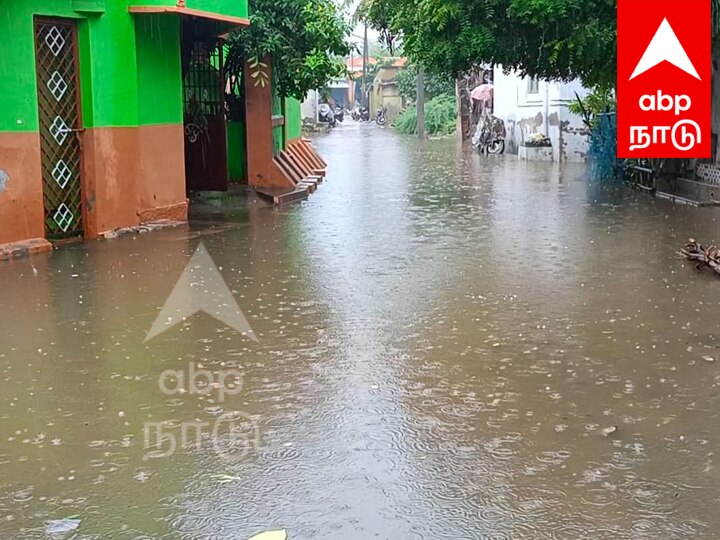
[416,64,426,139]
[362,24,369,109]
[455,79,463,138]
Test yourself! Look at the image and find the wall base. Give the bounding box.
[138,201,189,223]
[519,145,554,161]
[0,238,52,261]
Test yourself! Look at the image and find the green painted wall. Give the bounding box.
[185,0,248,19]
[84,0,139,128]
[134,0,248,19]
[0,0,139,131]
[0,0,246,132]
[135,14,183,125]
[285,97,302,142]
[227,121,246,183]
[0,2,81,131]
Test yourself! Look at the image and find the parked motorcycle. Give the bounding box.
[334,106,345,123]
[472,113,506,155]
[318,103,336,127]
[375,106,388,126]
[352,106,370,122]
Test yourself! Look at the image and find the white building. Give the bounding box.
[493,66,591,162]
[301,89,318,123]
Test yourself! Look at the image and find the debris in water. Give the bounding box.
[680,238,720,275]
[601,426,618,437]
[702,355,716,363]
[248,530,287,540]
[211,474,243,484]
[46,517,81,535]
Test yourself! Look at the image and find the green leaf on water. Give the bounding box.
[248,530,287,540]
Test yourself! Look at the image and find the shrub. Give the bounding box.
[394,94,457,135]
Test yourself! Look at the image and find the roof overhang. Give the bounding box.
[128,5,250,27]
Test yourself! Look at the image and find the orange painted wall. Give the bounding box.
[0,125,188,248]
[0,133,46,246]
[136,124,188,222]
[82,126,188,238]
[82,127,141,237]
[244,56,294,190]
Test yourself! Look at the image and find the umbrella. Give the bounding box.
[471,84,494,102]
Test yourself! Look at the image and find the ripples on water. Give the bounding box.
[2,122,720,538]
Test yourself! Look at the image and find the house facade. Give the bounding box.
[369,65,405,124]
[493,66,590,162]
[0,0,321,259]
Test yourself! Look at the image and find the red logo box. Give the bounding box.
[617,0,710,158]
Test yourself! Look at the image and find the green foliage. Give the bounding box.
[568,85,616,129]
[363,0,618,88]
[227,0,351,100]
[364,0,720,91]
[396,64,455,102]
[395,94,457,135]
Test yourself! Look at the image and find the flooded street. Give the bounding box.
[4,122,720,539]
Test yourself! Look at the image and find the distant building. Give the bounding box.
[493,67,590,162]
[370,65,406,123]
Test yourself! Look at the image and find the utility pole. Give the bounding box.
[361,23,369,108]
[416,64,426,139]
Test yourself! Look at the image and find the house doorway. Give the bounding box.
[34,18,84,239]
[181,21,228,192]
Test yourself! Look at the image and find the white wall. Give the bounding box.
[301,89,318,122]
[493,67,590,162]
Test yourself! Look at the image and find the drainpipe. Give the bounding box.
[543,81,551,160]
[543,81,550,137]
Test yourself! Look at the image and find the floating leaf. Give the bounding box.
[248,530,287,540]
[601,426,618,437]
[46,518,81,535]
[210,474,242,484]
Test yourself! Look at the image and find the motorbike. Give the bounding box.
[334,106,345,123]
[472,113,506,154]
[352,106,370,122]
[375,106,388,126]
[318,103,336,127]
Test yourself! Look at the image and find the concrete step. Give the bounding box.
[254,185,310,205]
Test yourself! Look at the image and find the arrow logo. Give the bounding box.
[630,18,700,80]
[145,243,258,342]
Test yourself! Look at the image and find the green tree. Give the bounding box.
[362,0,617,87]
[227,0,351,99]
[366,0,720,90]
[396,64,455,102]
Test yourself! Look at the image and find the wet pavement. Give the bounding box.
[3,121,720,539]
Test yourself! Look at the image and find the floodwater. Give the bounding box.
[3,122,720,540]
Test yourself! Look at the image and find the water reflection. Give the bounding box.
[2,122,720,538]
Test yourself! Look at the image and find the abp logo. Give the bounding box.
[617,0,710,158]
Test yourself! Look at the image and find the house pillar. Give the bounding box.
[244,56,295,190]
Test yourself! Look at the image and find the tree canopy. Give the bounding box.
[396,64,455,102]
[362,0,617,88]
[364,0,720,89]
[227,0,351,99]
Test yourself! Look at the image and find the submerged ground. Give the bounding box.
[3,122,720,539]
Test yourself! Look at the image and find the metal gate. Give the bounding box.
[34,18,84,238]
[183,39,228,192]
